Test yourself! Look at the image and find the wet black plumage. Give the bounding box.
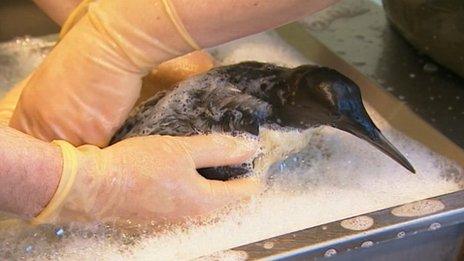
[111,61,415,180]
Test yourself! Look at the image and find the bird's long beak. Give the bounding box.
[336,117,416,174]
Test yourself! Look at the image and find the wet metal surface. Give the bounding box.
[231,191,464,260]
[303,0,464,149]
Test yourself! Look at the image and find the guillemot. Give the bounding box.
[111,61,415,180]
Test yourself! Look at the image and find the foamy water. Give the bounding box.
[0,36,53,97]
[0,32,463,260]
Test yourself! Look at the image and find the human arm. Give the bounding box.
[43,134,260,224]
[0,125,61,218]
[0,124,259,223]
[0,79,260,224]
[32,0,82,25]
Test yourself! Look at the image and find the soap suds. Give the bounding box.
[0,36,53,96]
[391,199,445,217]
[0,32,462,260]
[340,215,374,231]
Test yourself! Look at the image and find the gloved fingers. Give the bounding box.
[196,177,263,213]
[174,134,258,169]
[208,177,263,200]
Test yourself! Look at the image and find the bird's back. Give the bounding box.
[111,63,279,144]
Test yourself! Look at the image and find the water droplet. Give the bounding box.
[263,241,274,249]
[279,162,286,172]
[25,245,33,253]
[397,231,406,238]
[324,248,337,257]
[448,106,453,110]
[429,222,441,230]
[423,63,438,73]
[429,96,435,101]
[409,73,416,78]
[361,241,374,248]
[55,227,65,237]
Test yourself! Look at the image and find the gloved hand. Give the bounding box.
[33,134,261,224]
[2,50,213,129]
[10,0,204,147]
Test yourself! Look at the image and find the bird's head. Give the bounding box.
[273,65,415,173]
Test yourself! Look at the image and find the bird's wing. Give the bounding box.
[111,90,168,144]
[201,85,272,135]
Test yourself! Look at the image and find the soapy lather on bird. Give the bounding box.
[112,61,415,180]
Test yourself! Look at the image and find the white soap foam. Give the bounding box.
[0,36,54,95]
[0,32,463,260]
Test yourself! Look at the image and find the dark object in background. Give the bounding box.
[0,0,59,41]
[383,0,464,78]
[112,62,415,180]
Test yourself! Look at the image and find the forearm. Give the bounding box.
[0,126,61,218]
[85,0,340,71]
[176,0,339,47]
[33,0,82,25]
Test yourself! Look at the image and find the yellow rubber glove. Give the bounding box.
[33,134,260,224]
[2,50,213,129]
[10,0,201,147]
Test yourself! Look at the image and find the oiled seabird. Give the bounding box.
[112,62,415,180]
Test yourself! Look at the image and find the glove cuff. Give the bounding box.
[160,0,200,50]
[60,0,200,50]
[60,0,95,38]
[31,140,79,225]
